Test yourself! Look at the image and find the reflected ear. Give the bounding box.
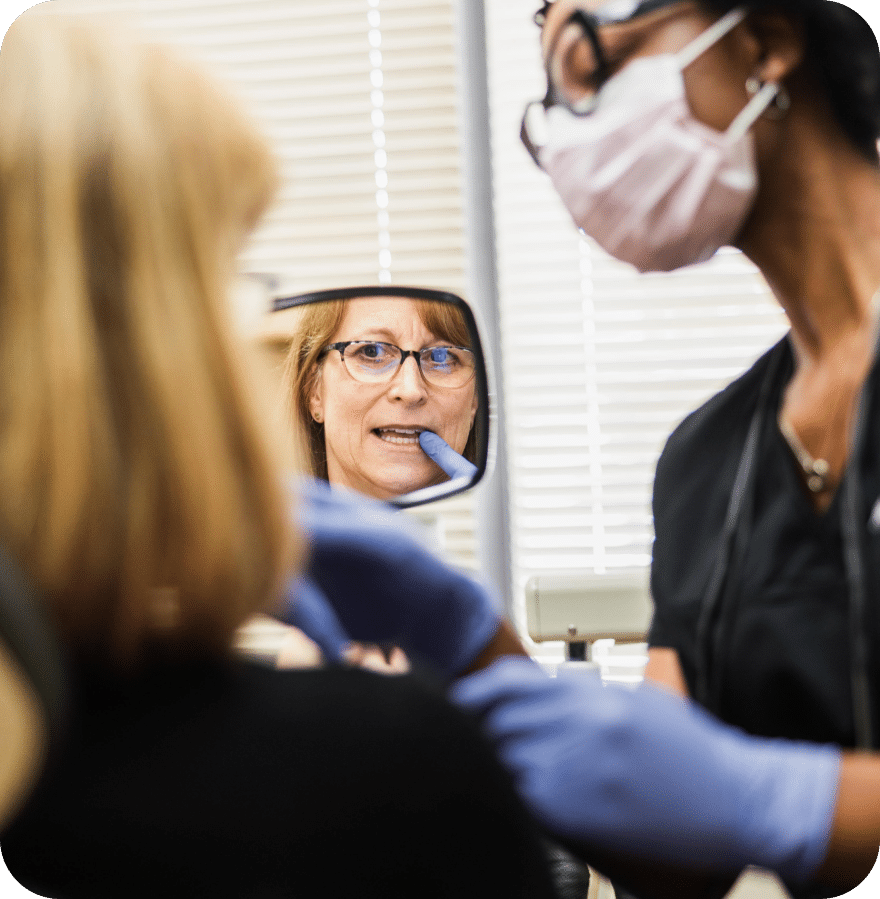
[469,386,478,428]
[307,365,324,424]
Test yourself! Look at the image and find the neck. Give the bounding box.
[737,115,880,364]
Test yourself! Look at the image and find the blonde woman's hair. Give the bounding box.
[0,12,298,664]
[283,295,477,481]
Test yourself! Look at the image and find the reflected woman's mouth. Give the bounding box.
[373,427,425,446]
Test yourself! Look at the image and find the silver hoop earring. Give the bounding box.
[746,75,790,120]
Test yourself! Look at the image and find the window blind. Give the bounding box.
[48,0,467,294]
[483,0,789,641]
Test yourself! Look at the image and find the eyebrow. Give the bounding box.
[345,326,446,347]
[348,326,399,341]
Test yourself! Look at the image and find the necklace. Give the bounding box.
[777,413,831,493]
[778,288,880,494]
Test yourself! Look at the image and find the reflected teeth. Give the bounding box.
[376,428,422,445]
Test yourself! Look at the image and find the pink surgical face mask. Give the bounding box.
[538,8,780,273]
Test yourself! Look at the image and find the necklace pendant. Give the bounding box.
[806,458,831,493]
[807,473,826,493]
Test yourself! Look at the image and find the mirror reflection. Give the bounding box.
[271,288,488,505]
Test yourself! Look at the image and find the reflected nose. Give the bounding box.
[389,355,428,404]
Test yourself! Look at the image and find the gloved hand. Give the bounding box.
[453,657,840,883]
[286,479,502,678]
[419,430,478,480]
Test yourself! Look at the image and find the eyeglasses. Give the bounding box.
[323,341,476,389]
[521,0,684,165]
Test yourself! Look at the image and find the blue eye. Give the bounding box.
[423,347,463,372]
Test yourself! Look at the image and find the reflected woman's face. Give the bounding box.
[309,297,478,500]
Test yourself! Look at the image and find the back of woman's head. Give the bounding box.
[699,0,880,161]
[0,12,297,664]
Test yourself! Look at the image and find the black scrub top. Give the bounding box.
[649,337,880,746]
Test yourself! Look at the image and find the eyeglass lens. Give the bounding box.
[521,13,605,163]
[548,12,608,110]
[339,341,475,388]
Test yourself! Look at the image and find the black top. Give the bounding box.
[2,657,556,898]
[650,337,880,746]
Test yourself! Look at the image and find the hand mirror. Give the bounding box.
[264,286,489,508]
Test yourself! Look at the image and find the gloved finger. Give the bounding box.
[418,430,478,480]
[280,576,350,663]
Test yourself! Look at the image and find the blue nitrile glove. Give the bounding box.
[283,576,350,663]
[419,430,478,480]
[452,658,840,884]
[289,478,502,678]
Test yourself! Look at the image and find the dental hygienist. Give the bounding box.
[525,0,880,752]
[287,1,880,893]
